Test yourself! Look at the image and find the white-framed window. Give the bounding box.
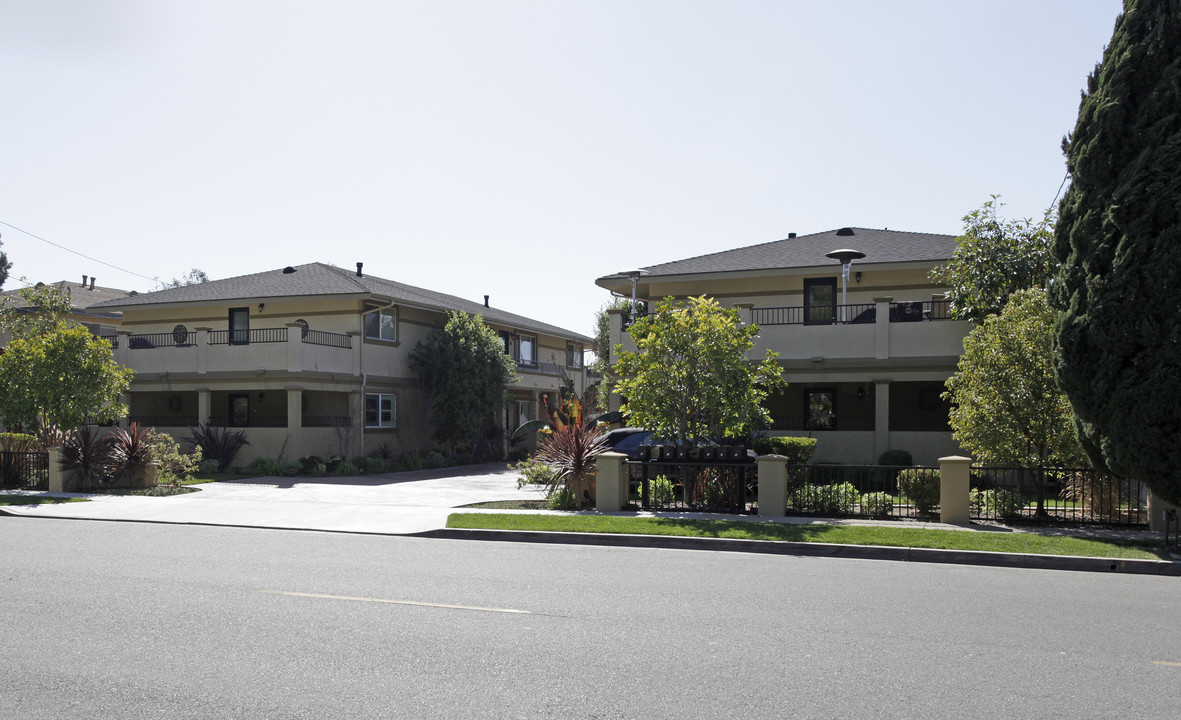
[515,399,533,427]
[364,304,397,342]
[566,343,583,368]
[365,393,396,428]
[517,334,536,366]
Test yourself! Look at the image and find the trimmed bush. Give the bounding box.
[789,482,859,514]
[753,436,818,464]
[877,449,913,467]
[0,432,41,452]
[648,475,676,505]
[335,462,359,476]
[352,456,388,474]
[898,468,940,514]
[971,488,1025,519]
[246,457,287,477]
[861,492,894,518]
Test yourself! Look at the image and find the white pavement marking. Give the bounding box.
[259,590,531,615]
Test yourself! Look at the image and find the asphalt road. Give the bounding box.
[1,517,1178,719]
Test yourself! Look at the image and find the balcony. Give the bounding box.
[116,326,356,376]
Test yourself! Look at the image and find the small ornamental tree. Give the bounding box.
[930,196,1057,324]
[1052,0,1181,504]
[0,323,134,435]
[0,237,10,289]
[409,311,517,457]
[0,282,76,340]
[612,296,785,442]
[944,288,1082,516]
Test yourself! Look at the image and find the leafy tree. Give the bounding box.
[161,268,210,288]
[0,236,11,289]
[0,323,134,435]
[930,196,1057,324]
[0,282,76,340]
[409,311,517,457]
[944,289,1082,515]
[1051,0,1181,504]
[589,297,645,410]
[612,296,785,442]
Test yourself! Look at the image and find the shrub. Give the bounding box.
[0,432,41,452]
[898,468,941,514]
[753,436,818,464]
[513,457,557,489]
[300,455,327,477]
[547,486,578,510]
[352,456,388,474]
[861,492,894,518]
[107,423,155,484]
[335,462,359,476]
[59,426,113,491]
[145,430,201,486]
[246,457,286,477]
[1060,472,1121,520]
[395,452,424,472]
[198,458,221,474]
[877,449,913,467]
[423,451,447,469]
[789,482,859,514]
[648,474,676,505]
[187,424,249,472]
[971,488,1025,519]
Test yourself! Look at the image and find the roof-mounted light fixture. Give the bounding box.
[618,268,649,317]
[825,248,866,322]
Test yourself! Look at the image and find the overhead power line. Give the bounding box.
[0,219,157,283]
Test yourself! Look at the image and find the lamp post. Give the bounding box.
[824,248,865,322]
[618,268,648,319]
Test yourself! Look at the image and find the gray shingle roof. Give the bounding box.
[612,227,956,279]
[89,263,591,342]
[1,280,131,312]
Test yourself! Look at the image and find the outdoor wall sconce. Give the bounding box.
[257,303,265,313]
[857,385,866,400]
[855,271,862,285]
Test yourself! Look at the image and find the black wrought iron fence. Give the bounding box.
[207,415,287,428]
[782,464,941,519]
[303,330,352,348]
[0,451,49,489]
[970,466,1147,526]
[626,446,756,514]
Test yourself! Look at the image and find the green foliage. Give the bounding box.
[0,238,10,289]
[648,474,676,505]
[513,456,557,489]
[861,492,894,518]
[613,296,785,442]
[106,423,155,480]
[144,430,201,486]
[1052,1,1181,505]
[971,488,1024,519]
[0,432,41,452]
[409,310,517,455]
[930,197,1057,323]
[0,324,133,435]
[59,426,112,491]
[590,297,639,410]
[197,458,222,474]
[789,482,859,514]
[246,457,287,476]
[752,436,818,464]
[897,469,941,514]
[1059,472,1122,521]
[945,289,1082,498]
[547,486,579,510]
[335,462,359,476]
[187,424,249,472]
[0,283,76,340]
[352,456,389,474]
[394,452,424,472]
[161,268,209,288]
[877,449,913,467]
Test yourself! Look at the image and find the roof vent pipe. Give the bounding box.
[788,233,796,239]
[356,262,363,278]
[484,295,489,308]
[90,277,96,290]
[82,275,88,286]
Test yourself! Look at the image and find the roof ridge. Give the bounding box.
[314,262,372,292]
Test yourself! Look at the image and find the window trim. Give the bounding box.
[517,334,537,367]
[363,303,398,343]
[228,307,250,345]
[803,277,838,326]
[566,343,584,369]
[364,393,396,429]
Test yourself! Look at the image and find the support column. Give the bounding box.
[939,455,972,525]
[734,302,754,326]
[197,389,211,427]
[606,308,628,412]
[194,327,211,374]
[48,447,67,492]
[873,296,892,360]
[115,330,131,367]
[757,455,787,517]
[595,452,628,511]
[286,388,303,453]
[349,331,362,376]
[349,390,364,458]
[873,380,890,460]
[286,323,303,373]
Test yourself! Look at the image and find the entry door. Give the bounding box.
[804,278,837,325]
[229,307,250,345]
[229,394,250,427]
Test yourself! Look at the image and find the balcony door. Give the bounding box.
[229,307,250,345]
[803,278,837,325]
[228,393,250,427]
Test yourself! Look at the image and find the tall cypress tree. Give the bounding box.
[1052,0,1181,503]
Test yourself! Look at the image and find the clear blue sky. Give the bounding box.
[0,0,1123,336]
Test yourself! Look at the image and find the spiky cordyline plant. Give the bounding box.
[107,422,156,479]
[533,419,608,503]
[59,425,113,491]
[187,423,249,472]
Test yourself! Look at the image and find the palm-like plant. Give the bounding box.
[187,424,249,472]
[59,426,113,491]
[108,422,156,483]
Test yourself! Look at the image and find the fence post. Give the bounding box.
[596,452,628,511]
[938,455,972,524]
[757,455,787,517]
[47,447,65,492]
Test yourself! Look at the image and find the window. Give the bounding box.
[515,399,533,428]
[229,393,250,427]
[517,335,536,366]
[364,304,397,342]
[365,393,396,428]
[803,278,837,326]
[566,343,584,368]
[229,307,250,345]
[806,389,836,430]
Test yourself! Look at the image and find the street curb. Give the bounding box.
[415,528,1181,576]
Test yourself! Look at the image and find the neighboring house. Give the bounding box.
[88,263,593,465]
[0,275,128,347]
[594,227,971,465]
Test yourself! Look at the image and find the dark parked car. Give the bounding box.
[602,427,754,462]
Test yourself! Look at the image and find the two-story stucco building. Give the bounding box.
[595,227,972,465]
[89,262,592,465]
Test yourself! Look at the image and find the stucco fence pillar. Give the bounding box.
[595,452,628,511]
[1146,489,1180,534]
[938,455,972,525]
[757,455,787,517]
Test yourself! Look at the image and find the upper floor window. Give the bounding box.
[566,343,583,368]
[517,334,536,366]
[364,304,397,342]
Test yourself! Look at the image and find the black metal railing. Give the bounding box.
[208,328,289,345]
[621,312,649,330]
[970,466,1147,526]
[0,451,49,489]
[890,299,952,321]
[100,334,119,348]
[771,416,876,432]
[517,360,562,375]
[626,446,756,514]
[126,415,199,428]
[301,415,352,428]
[782,464,940,520]
[303,330,351,349]
[127,332,198,349]
[206,415,287,428]
[750,300,956,326]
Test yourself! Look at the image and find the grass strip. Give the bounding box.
[0,496,89,506]
[446,513,1169,561]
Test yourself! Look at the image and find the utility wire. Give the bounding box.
[0,219,157,283]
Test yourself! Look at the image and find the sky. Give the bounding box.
[0,0,1124,337]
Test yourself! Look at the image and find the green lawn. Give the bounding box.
[0,495,90,506]
[445,513,1169,560]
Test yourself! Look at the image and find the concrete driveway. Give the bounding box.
[0,463,543,534]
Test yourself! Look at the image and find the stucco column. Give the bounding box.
[115,329,131,367]
[194,327,211,374]
[286,323,303,373]
[939,455,972,525]
[1146,489,1180,533]
[873,380,890,460]
[286,387,303,452]
[47,447,66,492]
[757,455,787,517]
[734,302,754,326]
[606,308,628,412]
[197,388,211,427]
[596,452,628,511]
[350,390,364,457]
[873,296,892,360]
[348,331,362,376]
